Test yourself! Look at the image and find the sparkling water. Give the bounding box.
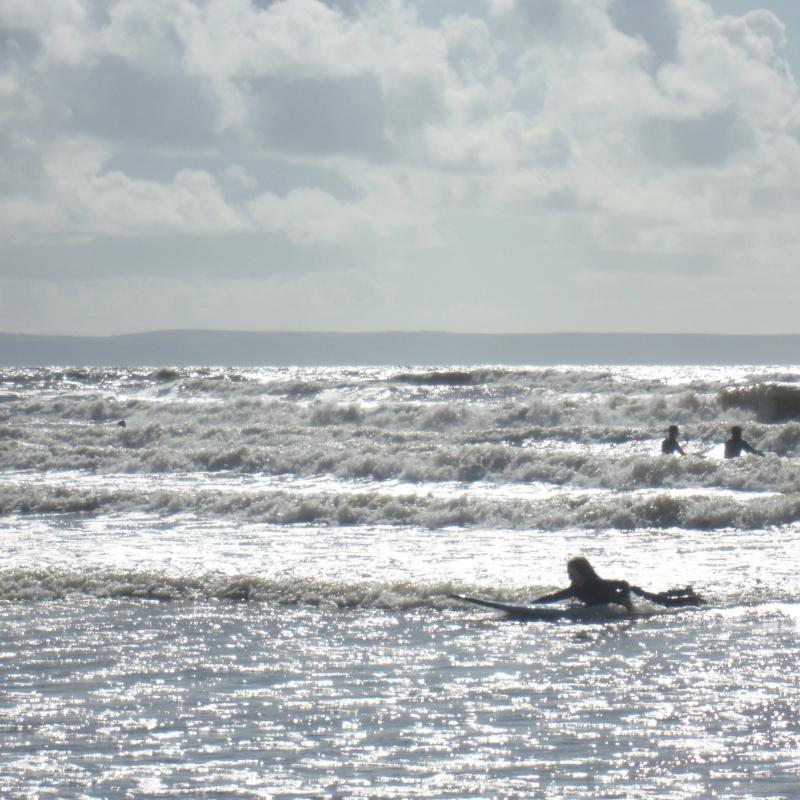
[1,365,799,798]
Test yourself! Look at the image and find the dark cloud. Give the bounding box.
[0,132,46,193]
[83,0,114,26]
[319,0,361,17]
[640,108,754,166]
[416,0,487,26]
[609,0,680,67]
[250,74,392,160]
[0,30,49,192]
[67,56,220,148]
[0,27,41,62]
[492,0,583,44]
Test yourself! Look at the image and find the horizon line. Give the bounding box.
[3,329,800,339]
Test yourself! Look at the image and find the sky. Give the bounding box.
[3,0,800,336]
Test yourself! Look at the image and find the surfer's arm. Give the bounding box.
[742,441,765,456]
[532,587,575,604]
[629,584,705,607]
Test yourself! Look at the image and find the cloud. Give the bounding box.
[223,164,258,193]
[249,73,391,159]
[488,0,610,45]
[245,166,439,247]
[67,56,221,147]
[608,0,680,67]
[640,107,754,166]
[3,0,800,334]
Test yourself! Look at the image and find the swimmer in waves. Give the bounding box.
[724,426,764,459]
[661,425,686,455]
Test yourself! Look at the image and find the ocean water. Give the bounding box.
[1,364,800,799]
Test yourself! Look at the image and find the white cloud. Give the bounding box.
[223,164,258,193]
[246,170,438,246]
[2,139,249,241]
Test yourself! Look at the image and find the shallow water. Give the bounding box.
[2,595,799,799]
[2,365,800,798]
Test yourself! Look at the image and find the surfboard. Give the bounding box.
[702,443,727,459]
[449,594,658,622]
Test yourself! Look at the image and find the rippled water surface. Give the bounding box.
[3,596,799,799]
[2,365,800,798]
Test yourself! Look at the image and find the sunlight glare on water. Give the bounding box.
[3,599,799,799]
[2,364,800,797]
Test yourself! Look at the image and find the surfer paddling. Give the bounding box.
[661,425,686,455]
[532,556,704,610]
[724,426,764,458]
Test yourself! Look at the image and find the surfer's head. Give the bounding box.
[668,425,679,438]
[567,556,599,586]
[730,425,742,439]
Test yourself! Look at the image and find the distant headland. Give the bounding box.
[1,330,799,367]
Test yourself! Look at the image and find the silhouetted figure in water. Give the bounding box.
[117,420,127,428]
[724,426,764,458]
[532,556,704,610]
[661,425,685,455]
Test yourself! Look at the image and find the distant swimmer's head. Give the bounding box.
[730,425,742,438]
[668,425,679,437]
[117,419,127,428]
[567,556,599,586]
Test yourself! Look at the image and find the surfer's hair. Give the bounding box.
[668,425,678,435]
[567,556,600,582]
[731,425,742,436]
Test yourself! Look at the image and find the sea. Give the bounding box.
[1,363,799,799]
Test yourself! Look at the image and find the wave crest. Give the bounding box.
[0,568,463,608]
[719,383,800,422]
[3,482,799,531]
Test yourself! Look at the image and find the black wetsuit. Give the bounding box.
[535,578,631,607]
[661,437,685,455]
[724,438,760,458]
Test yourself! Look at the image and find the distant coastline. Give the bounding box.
[1,330,799,367]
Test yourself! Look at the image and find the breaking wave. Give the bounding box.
[0,567,457,606]
[719,383,800,422]
[2,481,798,532]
